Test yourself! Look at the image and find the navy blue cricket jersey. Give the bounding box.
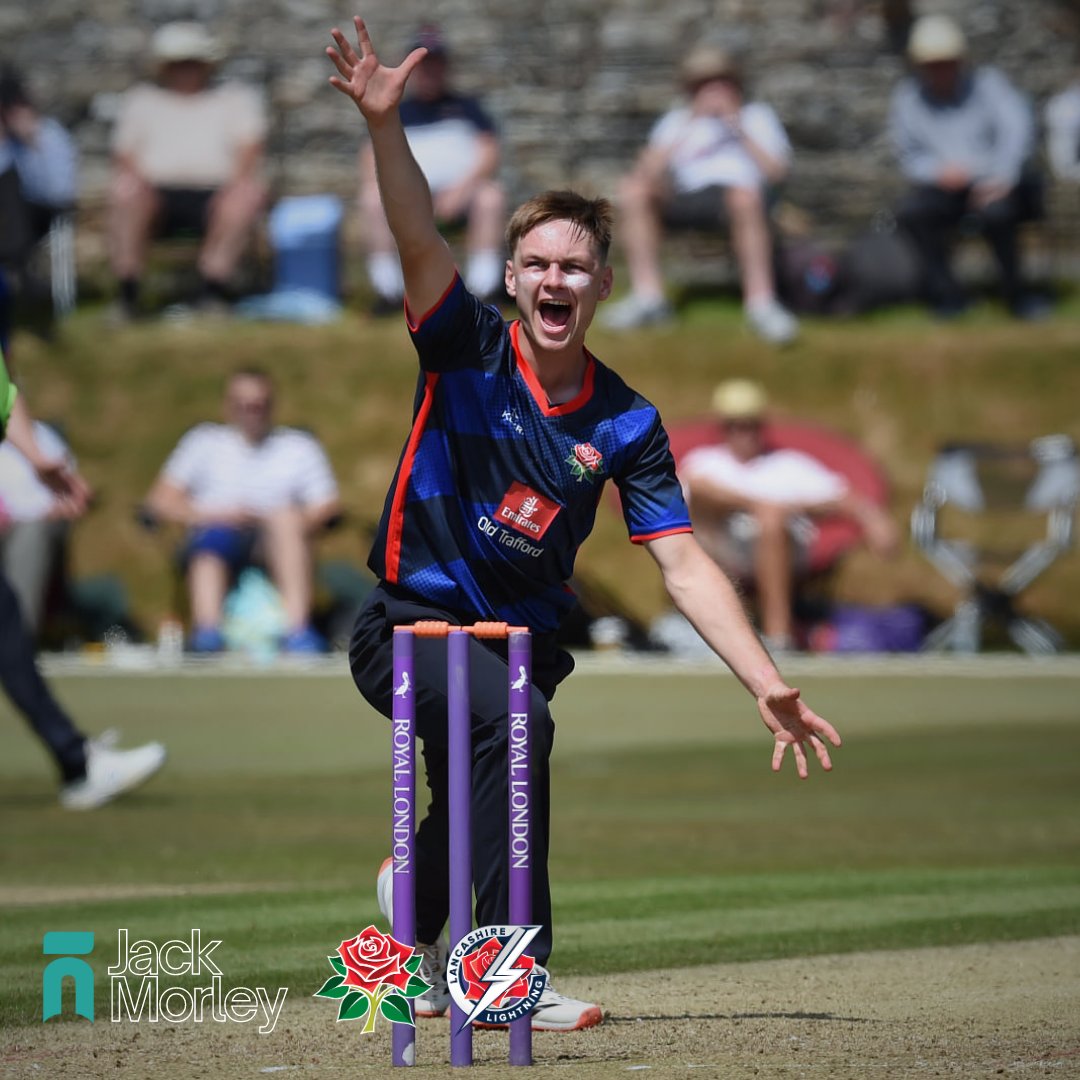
[368,277,692,633]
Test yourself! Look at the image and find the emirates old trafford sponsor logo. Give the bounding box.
[493,483,560,540]
[566,442,604,483]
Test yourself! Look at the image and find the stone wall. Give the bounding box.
[5,0,1079,247]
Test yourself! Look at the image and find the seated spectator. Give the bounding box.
[0,420,80,637]
[0,69,78,347]
[108,22,268,320]
[603,44,798,345]
[888,14,1044,319]
[680,379,898,652]
[357,23,506,312]
[1045,75,1080,182]
[143,367,341,654]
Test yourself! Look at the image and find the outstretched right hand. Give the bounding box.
[326,16,428,122]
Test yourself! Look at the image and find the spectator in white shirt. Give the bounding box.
[604,44,798,345]
[680,379,898,651]
[0,421,80,635]
[108,22,268,320]
[144,367,341,653]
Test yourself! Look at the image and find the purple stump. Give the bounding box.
[391,629,417,1067]
[507,630,533,1066]
[447,629,473,1067]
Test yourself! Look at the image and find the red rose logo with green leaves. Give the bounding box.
[460,936,535,1006]
[567,442,604,482]
[314,926,432,1033]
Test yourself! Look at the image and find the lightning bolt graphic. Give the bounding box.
[456,926,540,1033]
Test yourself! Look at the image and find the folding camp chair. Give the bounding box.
[911,435,1080,654]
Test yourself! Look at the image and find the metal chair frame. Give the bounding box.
[911,435,1079,655]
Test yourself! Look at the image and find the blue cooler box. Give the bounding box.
[268,195,344,300]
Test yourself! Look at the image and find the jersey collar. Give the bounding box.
[510,321,596,417]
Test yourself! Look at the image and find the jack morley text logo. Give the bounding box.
[42,929,288,1033]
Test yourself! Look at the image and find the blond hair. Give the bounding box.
[505,190,613,263]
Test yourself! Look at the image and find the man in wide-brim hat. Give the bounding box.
[107,21,268,320]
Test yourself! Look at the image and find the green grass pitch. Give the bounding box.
[2,664,1078,1027]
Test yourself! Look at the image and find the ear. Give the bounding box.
[597,265,613,302]
[504,258,516,299]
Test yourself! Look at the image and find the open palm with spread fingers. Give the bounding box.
[757,684,842,779]
[326,16,426,119]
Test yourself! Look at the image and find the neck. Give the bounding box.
[515,326,588,405]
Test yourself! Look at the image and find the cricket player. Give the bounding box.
[0,347,166,808]
[329,17,841,1031]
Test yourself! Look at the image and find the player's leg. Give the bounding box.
[0,571,87,782]
[0,572,166,808]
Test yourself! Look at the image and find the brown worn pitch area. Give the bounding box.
[3,937,1077,1079]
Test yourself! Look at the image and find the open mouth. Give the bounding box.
[538,299,572,332]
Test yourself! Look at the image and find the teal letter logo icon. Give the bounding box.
[42,931,94,1022]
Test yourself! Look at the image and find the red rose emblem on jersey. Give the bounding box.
[338,925,414,993]
[567,442,604,482]
[461,937,535,1006]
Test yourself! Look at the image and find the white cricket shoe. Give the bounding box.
[745,297,799,345]
[376,857,452,1017]
[529,967,604,1031]
[475,965,604,1032]
[59,736,166,810]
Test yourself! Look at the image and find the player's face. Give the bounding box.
[506,220,613,355]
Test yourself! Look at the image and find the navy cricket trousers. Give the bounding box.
[0,572,87,782]
[349,581,573,966]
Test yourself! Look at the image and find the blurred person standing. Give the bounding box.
[143,367,342,654]
[0,419,80,636]
[0,346,166,809]
[0,68,78,249]
[604,44,798,345]
[888,14,1045,319]
[0,69,78,348]
[107,22,268,320]
[357,23,506,312]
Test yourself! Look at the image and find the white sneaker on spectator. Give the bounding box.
[59,736,166,810]
[376,857,452,1017]
[601,294,674,331]
[746,298,799,345]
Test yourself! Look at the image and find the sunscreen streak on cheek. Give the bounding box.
[518,268,594,290]
[560,272,592,289]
